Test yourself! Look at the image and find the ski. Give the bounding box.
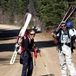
[10,13,32,64]
[19,13,32,37]
[56,6,76,31]
[10,47,18,64]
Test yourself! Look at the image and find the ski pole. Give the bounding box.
[65,7,76,22]
[56,6,72,31]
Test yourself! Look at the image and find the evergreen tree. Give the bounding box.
[33,0,68,26]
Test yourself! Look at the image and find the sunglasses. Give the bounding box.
[61,25,66,27]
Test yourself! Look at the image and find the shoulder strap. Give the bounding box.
[58,29,70,38]
[58,29,61,39]
[67,28,70,38]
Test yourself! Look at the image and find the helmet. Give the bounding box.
[66,20,73,28]
[30,30,35,35]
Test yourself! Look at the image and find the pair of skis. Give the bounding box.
[10,13,32,64]
[56,6,76,31]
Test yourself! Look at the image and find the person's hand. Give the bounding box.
[18,37,22,45]
[15,43,19,48]
[51,32,57,38]
[54,38,58,44]
[56,25,61,31]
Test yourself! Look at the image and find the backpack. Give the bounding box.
[57,28,75,53]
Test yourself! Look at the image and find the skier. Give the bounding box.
[19,29,36,76]
[52,20,76,53]
[52,21,76,76]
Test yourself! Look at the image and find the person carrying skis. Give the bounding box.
[52,21,76,76]
[18,29,36,76]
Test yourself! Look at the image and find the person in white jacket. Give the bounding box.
[53,21,76,76]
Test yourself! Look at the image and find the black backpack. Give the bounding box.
[56,28,75,53]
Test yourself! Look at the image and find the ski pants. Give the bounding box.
[21,51,33,76]
[58,44,76,76]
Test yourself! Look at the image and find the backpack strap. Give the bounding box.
[67,28,70,38]
[58,28,71,42]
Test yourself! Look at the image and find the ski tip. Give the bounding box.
[10,62,14,64]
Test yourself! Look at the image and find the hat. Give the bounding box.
[66,20,73,28]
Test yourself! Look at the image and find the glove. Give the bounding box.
[15,43,19,48]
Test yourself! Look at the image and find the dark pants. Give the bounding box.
[21,51,33,76]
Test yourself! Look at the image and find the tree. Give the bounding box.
[33,0,69,27]
[0,0,27,24]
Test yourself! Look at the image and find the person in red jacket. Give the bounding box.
[19,29,36,76]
